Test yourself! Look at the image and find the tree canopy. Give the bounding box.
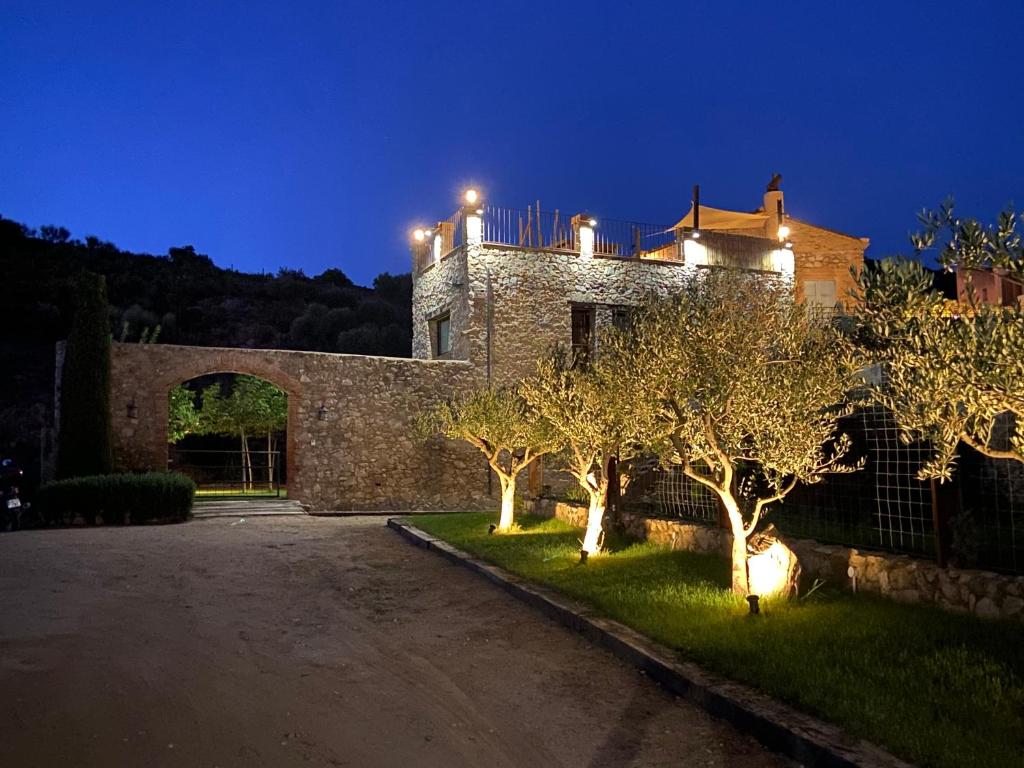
[852,205,1024,478]
[611,270,861,593]
[418,385,554,531]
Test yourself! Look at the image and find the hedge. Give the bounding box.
[35,472,196,525]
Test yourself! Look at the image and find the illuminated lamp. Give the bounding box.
[784,241,793,250]
[588,218,597,228]
[777,224,791,241]
[413,229,425,242]
[690,229,701,240]
[464,188,479,205]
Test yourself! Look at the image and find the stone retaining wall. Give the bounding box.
[528,499,1024,622]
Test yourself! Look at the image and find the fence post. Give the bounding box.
[930,476,960,567]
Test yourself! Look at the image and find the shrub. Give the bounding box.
[36,472,196,525]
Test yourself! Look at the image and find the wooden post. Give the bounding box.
[528,456,544,497]
[930,476,960,567]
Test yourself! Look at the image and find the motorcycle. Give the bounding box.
[0,458,25,531]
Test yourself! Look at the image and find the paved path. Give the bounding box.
[0,516,789,767]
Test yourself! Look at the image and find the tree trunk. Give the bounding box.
[722,493,749,595]
[581,490,606,555]
[266,431,273,492]
[241,432,252,492]
[497,480,516,532]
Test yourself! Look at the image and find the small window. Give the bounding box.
[571,306,594,360]
[611,306,633,332]
[434,313,451,357]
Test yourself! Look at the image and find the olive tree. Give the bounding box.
[520,348,641,557]
[613,270,862,594]
[852,206,1024,478]
[418,386,554,532]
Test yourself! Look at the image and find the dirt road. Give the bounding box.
[0,515,788,767]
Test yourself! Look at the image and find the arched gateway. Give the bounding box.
[108,343,487,511]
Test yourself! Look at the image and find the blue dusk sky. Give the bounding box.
[2,0,1022,285]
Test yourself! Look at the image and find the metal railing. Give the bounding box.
[481,205,578,251]
[169,448,283,498]
[414,203,784,274]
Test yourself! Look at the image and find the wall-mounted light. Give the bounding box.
[690,229,701,240]
[777,224,791,241]
[588,218,598,228]
[464,188,479,205]
[316,404,328,421]
[784,241,794,250]
[126,400,138,419]
[413,228,425,242]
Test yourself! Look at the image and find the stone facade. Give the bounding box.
[110,343,490,511]
[416,243,711,384]
[529,499,1024,622]
[787,219,867,310]
[413,236,864,385]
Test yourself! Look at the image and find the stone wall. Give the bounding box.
[411,248,472,362]
[463,246,697,384]
[788,219,866,310]
[110,343,491,511]
[529,499,1024,622]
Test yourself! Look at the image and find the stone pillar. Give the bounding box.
[574,214,595,258]
[771,247,795,282]
[464,205,483,247]
[432,228,443,265]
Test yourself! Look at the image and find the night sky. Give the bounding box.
[2,1,1022,286]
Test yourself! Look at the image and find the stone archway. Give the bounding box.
[110,344,306,503]
[161,365,301,500]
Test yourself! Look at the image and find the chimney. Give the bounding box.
[763,173,784,237]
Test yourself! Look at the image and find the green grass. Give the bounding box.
[407,512,1024,768]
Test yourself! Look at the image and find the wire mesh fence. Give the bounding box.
[643,408,1024,574]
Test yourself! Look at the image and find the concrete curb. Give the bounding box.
[387,517,913,768]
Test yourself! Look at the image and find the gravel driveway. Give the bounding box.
[0,514,788,767]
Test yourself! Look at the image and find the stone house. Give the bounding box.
[411,180,868,384]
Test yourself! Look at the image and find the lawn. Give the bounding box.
[406,512,1024,768]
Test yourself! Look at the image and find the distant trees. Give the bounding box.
[0,214,414,354]
[57,272,113,478]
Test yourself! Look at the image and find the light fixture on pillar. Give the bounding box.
[413,228,425,242]
[463,188,478,205]
[126,399,138,419]
[316,404,328,421]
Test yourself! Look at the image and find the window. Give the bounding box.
[571,306,594,360]
[433,313,451,357]
[803,279,837,321]
[611,306,633,332]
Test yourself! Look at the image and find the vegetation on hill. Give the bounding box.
[0,214,412,353]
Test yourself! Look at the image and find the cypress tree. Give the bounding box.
[57,272,113,478]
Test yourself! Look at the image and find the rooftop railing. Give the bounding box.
[414,203,784,274]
